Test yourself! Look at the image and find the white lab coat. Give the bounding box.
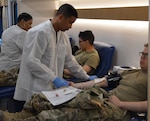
[14,20,89,101]
[0,25,27,70]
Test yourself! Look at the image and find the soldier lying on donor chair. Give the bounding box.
[0,43,148,121]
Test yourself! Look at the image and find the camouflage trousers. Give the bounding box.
[20,86,131,121]
[0,66,19,86]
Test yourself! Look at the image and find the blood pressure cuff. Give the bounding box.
[106,71,122,89]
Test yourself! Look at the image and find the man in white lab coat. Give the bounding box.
[0,12,32,71]
[0,13,32,86]
[14,4,97,111]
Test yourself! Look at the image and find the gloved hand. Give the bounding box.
[88,75,98,80]
[53,77,69,88]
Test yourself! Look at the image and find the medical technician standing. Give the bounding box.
[14,4,97,105]
[0,13,33,71]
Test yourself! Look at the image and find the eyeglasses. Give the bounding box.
[139,52,148,58]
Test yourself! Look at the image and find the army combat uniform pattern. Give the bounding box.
[3,86,130,121]
[1,69,147,121]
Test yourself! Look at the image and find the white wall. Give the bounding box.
[58,0,148,8]
[17,0,56,26]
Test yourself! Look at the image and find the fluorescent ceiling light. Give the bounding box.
[76,19,148,29]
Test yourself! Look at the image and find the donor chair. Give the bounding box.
[93,41,115,77]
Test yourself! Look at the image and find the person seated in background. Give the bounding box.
[0,43,147,121]
[0,12,33,86]
[63,30,100,79]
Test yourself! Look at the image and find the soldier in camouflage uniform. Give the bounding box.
[0,66,19,86]
[1,86,131,121]
[0,44,148,121]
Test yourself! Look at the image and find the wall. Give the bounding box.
[58,0,148,8]
[17,0,56,26]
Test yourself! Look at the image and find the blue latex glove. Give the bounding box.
[53,77,69,88]
[88,75,98,80]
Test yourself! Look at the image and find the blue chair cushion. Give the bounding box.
[93,42,115,77]
[0,86,15,99]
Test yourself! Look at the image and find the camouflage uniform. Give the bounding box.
[4,86,130,121]
[0,66,19,86]
[2,69,147,121]
[0,66,19,111]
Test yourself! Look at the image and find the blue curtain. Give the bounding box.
[0,7,3,38]
[0,1,18,38]
[14,2,18,25]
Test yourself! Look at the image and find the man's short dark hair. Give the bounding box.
[17,13,32,22]
[56,4,78,18]
[144,43,148,47]
[79,30,95,45]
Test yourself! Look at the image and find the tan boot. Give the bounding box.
[1,110,34,121]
